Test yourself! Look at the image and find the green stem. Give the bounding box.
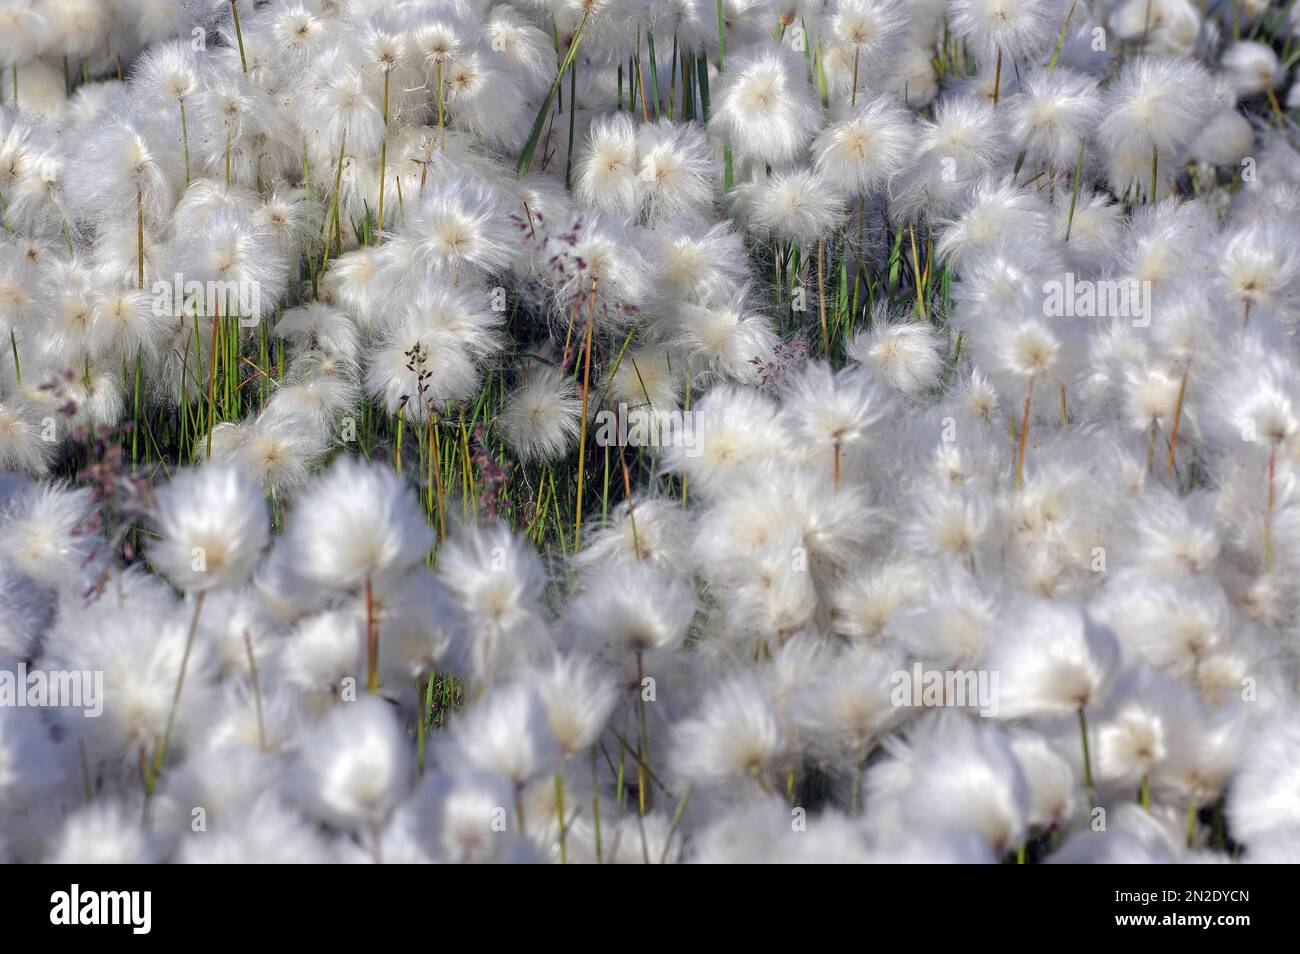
[1064,140,1086,241]
[647,29,661,121]
[136,187,145,289]
[179,100,191,186]
[1077,706,1096,809]
[230,0,248,75]
[377,71,389,236]
[149,590,207,799]
[517,15,589,176]
[565,54,577,190]
[1150,143,1158,204]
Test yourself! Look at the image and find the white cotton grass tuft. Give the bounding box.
[674,292,780,384]
[1007,67,1101,171]
[296,696,412,833]
[739,169,846,246]
[949,0,1069,63]
[812,96,913,196]
[0,482,97,591]
[436,521,551,686]
[780,361,897,478]
[1221,42,1282,99]
[710,43,824,170]
[529,653,618,757]
[47,800,157,864]
[445,682,560,789]
[1098,57,1213,199]
[149,464,269,592]
[497,361,582,463]
[670,673,783,787]
[568,560,696,659]
[575,112,641,220]
[281,456,433,591]
[988,601,1121,718]
[847,317,946,397]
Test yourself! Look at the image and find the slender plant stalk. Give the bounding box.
[205,302,221,458]
[1047,2,1077,71]
[516,15,589,176]
[514,786,527,835]
[365,576,380,692]
[179,100,191,186]
[436,61,445,135]
[377,71,390,235]
[697,51,710,120]
[149,591,207,798]
[9,330,20,385]
[716,0,733,191]
[136,187,145,290]
[431,415,447,540]
[1077,706,1097,808]
[1265,84,1286,125]
[635,31,650,121]
[321,131,347,275]
[244,629,266,750]
[1168,360,1189,476]
[850,46,860,106]
[659,784,692,863]
[992,48,1003,106]
[1265,446,1277,573]
[1064,140,1086,240]
[573,277,596,550]
[1150,144,1158,204]
[1015,374,1035,490]
[647,30,661,121]
[417,675,435,772]
[230,1,248,74]
[394,403,405,473]
[565,55,578,190]
[816,237,829,356]
[132,349,141,464]
[634,651,651,866]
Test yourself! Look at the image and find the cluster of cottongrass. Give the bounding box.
[1,0,1300,863]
